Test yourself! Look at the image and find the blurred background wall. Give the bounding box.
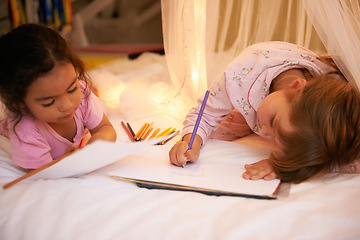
[0,0,163,46]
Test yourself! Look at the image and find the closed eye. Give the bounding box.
[270,117,275,127]
[68,86,78,94]
[42,100,55,107]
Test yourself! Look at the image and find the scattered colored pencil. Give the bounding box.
[135,123,147,140]
[126,122,135,137]
[156,127,172,138]
[142,127,153,140]
[140,122,153,140]
[137,123,150,140]
[121,121,135,142]
[149,128,160,139]
[158,131,180,145]
[127,122,177,142]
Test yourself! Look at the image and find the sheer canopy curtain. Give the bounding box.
[162,0,360,102]
[161,0,328,101]
[160,0,207,100]
[302,0,360,90]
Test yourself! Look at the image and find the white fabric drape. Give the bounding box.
[161,0,329,101]
[204,0,328,90]
[161,0,360,101]
[302,0,360,90]
[161,0,207,100]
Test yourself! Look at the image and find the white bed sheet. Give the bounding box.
[1,53,360,240]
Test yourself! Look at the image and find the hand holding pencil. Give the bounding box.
[169,133,203,167]
[169,90,210,167]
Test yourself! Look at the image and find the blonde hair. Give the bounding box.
[271,73,360,183]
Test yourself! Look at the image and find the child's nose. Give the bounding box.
[58,96,73,112]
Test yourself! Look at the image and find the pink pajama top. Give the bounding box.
[183,41,334,142]
[1,83,104,169]
[182,41,360,173]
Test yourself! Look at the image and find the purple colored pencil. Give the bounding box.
[188,90,210,150]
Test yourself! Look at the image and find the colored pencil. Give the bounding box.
[135,123,147,140]
[167,128,176,135]
[126,122,135,137]
[121,121,135,142]
[149,128,160,139]
[158,131,180,145]
[142,127,153,140]
[79,128,90,147]
[156,127,172,138]
[3,152,67,189]
[188,90,210,150]
[137,123,149,140]
[140,122,153,140]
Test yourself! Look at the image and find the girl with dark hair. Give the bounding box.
[0,24,117,169]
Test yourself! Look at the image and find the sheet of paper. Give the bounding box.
[108,140,281,197]
[27,137,167,180]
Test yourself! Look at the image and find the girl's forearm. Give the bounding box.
[88,114,117,143]
[89,125,117,143]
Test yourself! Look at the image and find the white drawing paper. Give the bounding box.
[108,140,281,197]
[27,137,167,180]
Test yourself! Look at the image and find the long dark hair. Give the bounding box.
[0,24,90,123]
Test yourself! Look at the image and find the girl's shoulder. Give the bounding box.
[229,41,318,66]
[3,114,48,146]
[227,41,332,80]
[246,41,315,53]
[9,114,42,136]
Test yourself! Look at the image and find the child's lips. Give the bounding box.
[62,112,74,120]
[61,106,79,121]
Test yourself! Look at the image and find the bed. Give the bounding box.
[0,53,359,240]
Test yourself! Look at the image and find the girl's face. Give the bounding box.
[257,90,294,146]
[257,78,307,147]
[23,62,82,124]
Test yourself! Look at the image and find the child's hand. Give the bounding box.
[65,142,81,154]
[57,131,91,160]
[242,159,277,181]
[169,134,202,167]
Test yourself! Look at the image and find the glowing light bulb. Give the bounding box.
[102,84,125,109]
[191,70,199,81]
